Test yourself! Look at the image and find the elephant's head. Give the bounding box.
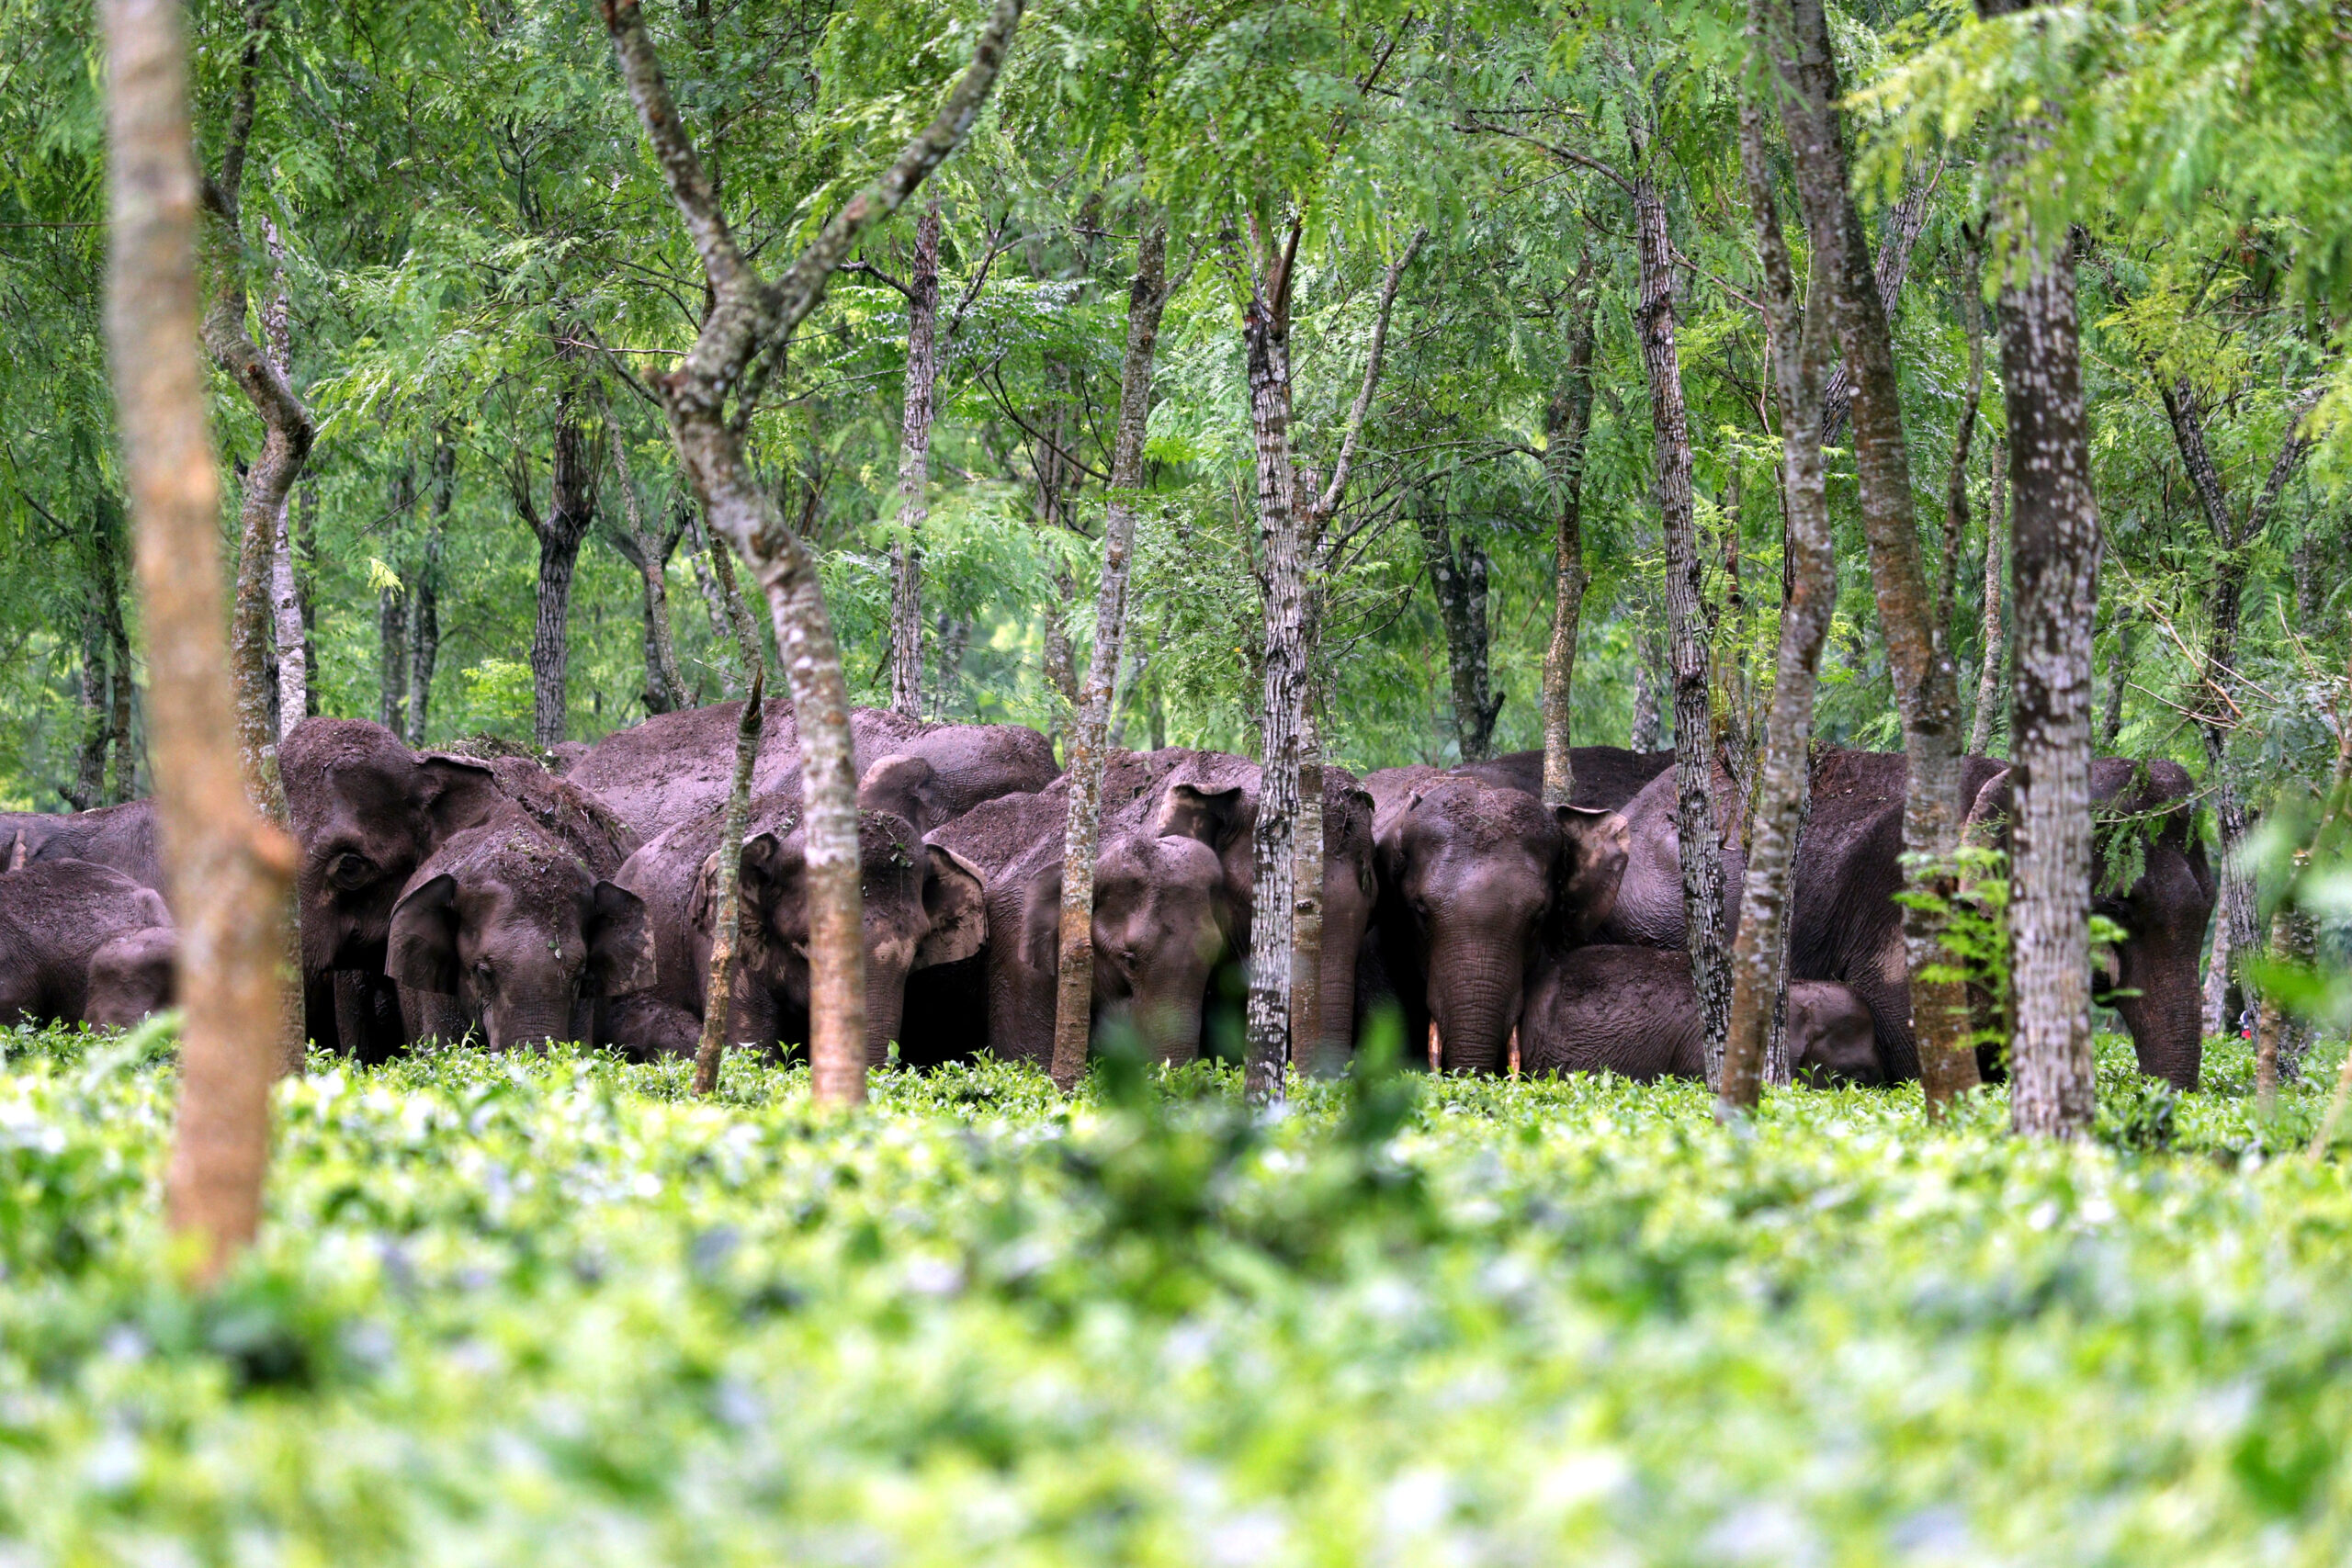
[1018,782,1238,1065]
[1965,757,2215,1089]
[386,820,655,1052]
[1378,776,1629,1074]
[84,923,176,1032]
[1786,980,1883,1087]
[725,807,988,1066]
[282,717,503,976]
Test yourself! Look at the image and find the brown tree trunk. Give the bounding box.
[1632,150,1730,1084]
[2099,615,2131,750]
[693,671,763,1097]
[600,392,689,716]
[69,562,113,812]
[1051,220,1170,1090]
[1291,700,1327,1066]
[520,385,599,751]
[888,201,942,720]
[102,0,298,1283]
[1419,502,1503,762]
[106,587,138,801]
[1720,54,1837,1116]
[1969,441,2006,755]
[601,0,1023,1107]
[1540,291,1599,808]
[1631,614,1663,750]
[406,432,453,745]
[1779,0,1973,1100]
[1817,164,1935,444]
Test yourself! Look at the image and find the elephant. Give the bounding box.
[385,813,657,1052]
[909,757,1236,1068]
[1963,757,2215,1089]
[84,924,177,1032]
[1598,748,2215,1089]
[279,717,638,1060]
[0,800,162,891]
[0,857,175,1030]
[604,754,989,1065]
[563,700,1058,840]
[1359,767,1631,1076]
[1458,746,1677,811]
[1518,944,1881,1086]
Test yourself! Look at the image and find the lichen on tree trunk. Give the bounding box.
[888,201,942,721]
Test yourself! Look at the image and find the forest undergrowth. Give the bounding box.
[1,1025,2348,1564]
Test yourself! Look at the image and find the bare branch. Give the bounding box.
[1316,227,1425,520]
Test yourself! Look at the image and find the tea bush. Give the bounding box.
[2,1023,2349,1563]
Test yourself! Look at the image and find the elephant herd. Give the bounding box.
[0,699,2219,1091]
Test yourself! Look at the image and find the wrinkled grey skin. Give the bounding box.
[279,718,637,1060]
[387,813,656,1052]
[0,858,174,1029]
[1362,768,1630,1076]
[1519,944,1880,1085]
[0,801,163,892]
[1965,758,2215,1089]
[605,755,989,1064]
[910,756,1235,1068]
[1458,746,1677,811]
[564,701,1058,840]
[1600,748,2215,1088]
[85,925,177,1032]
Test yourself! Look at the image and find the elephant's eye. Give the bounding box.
[472,959,495,987]
[327,852,378,890]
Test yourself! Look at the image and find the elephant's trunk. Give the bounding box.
[2110,937,2203,1091]
[1425,955,1523,1076]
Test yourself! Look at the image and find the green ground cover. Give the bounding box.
[1,1027,2348,1565]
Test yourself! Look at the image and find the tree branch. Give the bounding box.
[1315,226,1425,520]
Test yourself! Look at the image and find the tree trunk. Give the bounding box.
[102,0,297,1284]
[1240,240,1306,1104]
[1540,292,1599,807]
[684,504,742,698]
[522,387,599,751]
[105,586,138,802]
[600,0,1023,1108]
[2254,899,2291,1112]
[1632,152,1730,1084]
[261,217,307,744]
[1720,51,1837,1115]
[1779,0,1973,1100]
[2203,878,2236,1037]
[2099,615,2131,750]
[406,432,453,746]
[601,392,689,716]
[1818,164,1936,444]
[693,671,763,1097]
[376,477,409,736]
[1051,221,1170,1090]
[1291,702,1327,1067]
[69,593,112,812]
[888,201,942,720]
[1419,502,1503,762]
[1631,615,1663,750]
[1969,440,2006,755]
[933,611,970,718]
[1987,127,2101,1135]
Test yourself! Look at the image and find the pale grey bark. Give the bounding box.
[888,202,942,720]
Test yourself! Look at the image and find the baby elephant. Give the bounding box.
[1518,944,1882,1086]
[387,815,655,1051]
[0,858,176,1030]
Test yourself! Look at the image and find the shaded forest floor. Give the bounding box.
[0,1024,2346,1562]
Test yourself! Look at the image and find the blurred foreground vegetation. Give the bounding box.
[3,1026,2350,1562]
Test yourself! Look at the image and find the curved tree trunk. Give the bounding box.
[1051,220,1170,1090]
[888,201,942,720]
[600,0,1023,1107]
[1631,149,1729,1086]
[102,0,298,1283]
[1540,288,1599,808]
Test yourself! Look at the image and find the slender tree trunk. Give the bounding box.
[70,595,111,811]
[262,218,307,743]
[693,671,763,1097]
[1986,108,2101,1135]
[1291,698,1327,1066]
[1631,615,1664,750]
[103,0,297,1283]
[1969,442,2006,755]
[2203,878,2237,1037]
[523,387,599,751]
[1051,221,1170,1089]
[600,0,1023,1108]
[406,432,453,746]
[888,201,942,720]
[1819,164,1937,444]
[1720,55,1837,1115]
[1419,502,1504,762]
[2255,900,2291,1112]
[1780,0,1973,1098]
[1632,152,1730,1083]
[1541,292,1599,807]
[683,504,741,698]
[1241,242,1306,1103]
[105,591,137,802]
[2099,615,2131,750]
[932,611,970,718]
[601,392,689,716]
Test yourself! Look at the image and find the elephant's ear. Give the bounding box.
[1962,768,2015,848]
[860,754,948,834]
[131,886,172,930]
[736,830,803,912]
[584,881,657,996]
[416,755,501,837]
[1154,783,1247,851]
[387,873,462,994]
[1552,805,1630,937]
[916,844,989,969]
[1018,860,1064,973]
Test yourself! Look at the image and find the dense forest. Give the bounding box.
[5,0,2352,1556]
